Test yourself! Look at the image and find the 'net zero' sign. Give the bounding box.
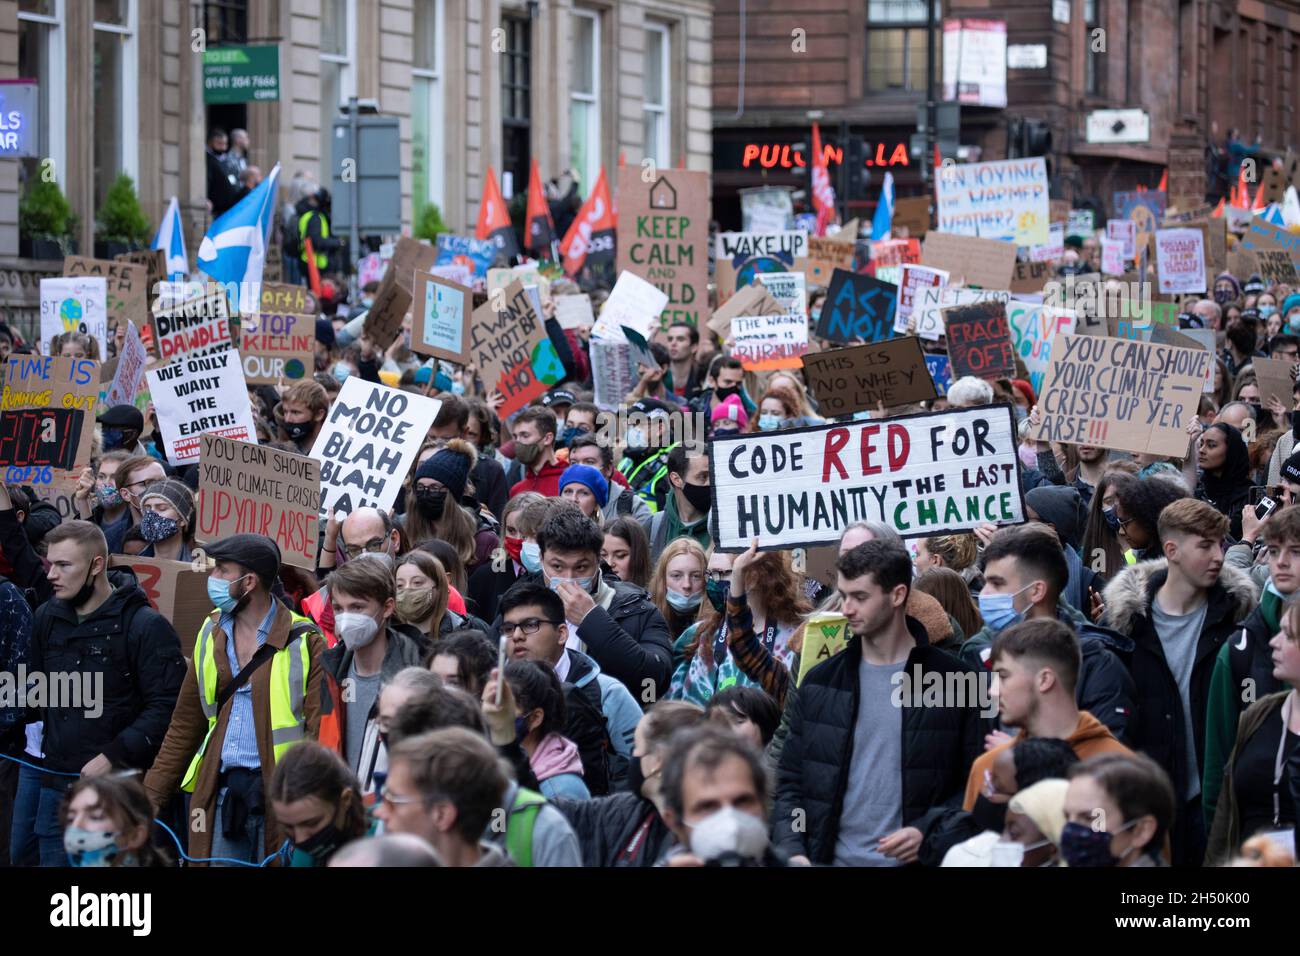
[203,45,281,104]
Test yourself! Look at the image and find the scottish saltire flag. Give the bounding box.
[197,163,281,312]
[871,171,895,241]
[153,196,189,281]
[1262,203,1285,227]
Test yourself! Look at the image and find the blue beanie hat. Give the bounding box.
[1282,293,1300,318]
[415,438,477,500]
[559,463,608,508]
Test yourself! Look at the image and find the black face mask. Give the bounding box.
[294,821,347,865]
[681,481,712,514]
[1291,414,1300,442]
[715,384,741,401]
[284,420,312,441]
[414,487,448,520]
[71,560,99,607]
[970,795,1008,834]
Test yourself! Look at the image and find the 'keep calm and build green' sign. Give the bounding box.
[203,45,280,104]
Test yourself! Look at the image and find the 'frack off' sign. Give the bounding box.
[709,406,1025,550]
[309,377,441,519]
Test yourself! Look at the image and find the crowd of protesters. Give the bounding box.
[1,194,1299,871]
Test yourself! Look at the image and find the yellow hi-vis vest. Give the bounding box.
[180,611,313,793]
[298,211,330,270]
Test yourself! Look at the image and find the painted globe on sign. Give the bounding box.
[283,358,306,379]
[735,256,790,291]
[59,297,83,333]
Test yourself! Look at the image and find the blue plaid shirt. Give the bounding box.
[218,604,278,772]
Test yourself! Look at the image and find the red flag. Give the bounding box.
[524,158,555,256]
[304,238,322,298]
[1211,197,1225,218]
[810,123,836,237]
[1157,169,1168,192]
[559,167,615,277]
[475,165,520,261]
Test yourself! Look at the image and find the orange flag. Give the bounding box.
[524,158,555,256]
[559,168,615,277]
[476,165,520,261]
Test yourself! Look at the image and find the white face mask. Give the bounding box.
[687,805,769,863]
[335,611,380,650]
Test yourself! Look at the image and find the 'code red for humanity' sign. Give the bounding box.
[709,406,1025,550]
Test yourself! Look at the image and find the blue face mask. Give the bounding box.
[1102,506,1121,532]
[207,575,248,614]
[64,826,120,868]
[101,428,125,452]
[977,583,1034,634]
[1059,819,1139,868]
[1259,305,1277,319]
[549,574,595,594]
[451,379,466,395]
[757,414,781,432]
[520,541,542,573]
[666,587,703,613]
[332,363,351,384]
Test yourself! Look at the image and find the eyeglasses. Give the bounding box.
[501,618,561,636]
[1117,516,1137,528]
[705,570,733,584]
[377,784,425,808]
[343,537,389,559]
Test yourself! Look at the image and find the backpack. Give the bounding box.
[613,488,634,517]
[561,679,613,796]
[504,787,547,867]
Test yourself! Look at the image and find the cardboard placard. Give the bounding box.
[411,271,473,364]
[1253,355,1298,410]
[714,231,808,304]
[259,282,319,317]
[146,349,257,465]
[2,356,99,492]
[238,311,315,385]
[63,256,147,330]
[913,287,1011,341]
[708,405,1025,550]
[1114,191,1167,256]
[730,314,809,371]
[1100,236,1126,275]
[755,271,807,318]
[943,301,1016,380]
[926,354,952,395]
[1029,334,1209,456]
[469,280,563,418]
[935,157,1050,245]
[197,435,321,571]
[115,248,167,303]
[554,294,595,331]
[1042,274,1107,335]
[800,544,840,590]
[1009,259,1053,294]
[1029,223,1066,262]
[308,377,441,519]
[921,231,1018,290]
[1256,249,1300,286]
[0,407,83,470]
[40,277,108,357]
[892,196,932,238]
[616,167,710,329]
[870,238,921,270]
[1225,248,1259,281]
[104,319,146,410]
[707,283,785,338]
[801,338,937,416]
[364,237,439,349]
[109,555,212,646]
[152,287,234,363]
[1154,228,1207,294]
[591,271,669,343]
[1006,301,1077,396]
[816,269,899,344]
[1106,219,1136,259]
[896,265,948,333]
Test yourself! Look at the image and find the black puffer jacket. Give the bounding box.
[551,791,672,867]
[1101,558,1259,799]
[492,575,673,701]
[29,568,186,775]
[773,616,991,864]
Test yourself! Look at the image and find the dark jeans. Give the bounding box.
[10,765,69,867]
[0,749,16,866]
[1173,794,1207,867]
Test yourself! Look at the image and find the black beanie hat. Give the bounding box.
[415,438,478,500]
